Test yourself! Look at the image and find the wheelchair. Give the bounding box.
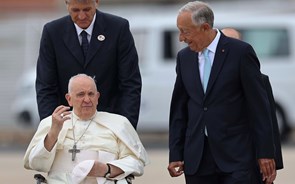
[33,174,134,184]
[34,174,47,184]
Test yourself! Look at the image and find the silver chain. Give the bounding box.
[71,113,95,146]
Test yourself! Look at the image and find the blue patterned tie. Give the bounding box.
[81,31,89,58]
[203,48,211,93]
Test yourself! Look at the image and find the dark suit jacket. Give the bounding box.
[261,74,283,169]
[169,33,275,175]
[36,10,141,128]
[252,74,283,184]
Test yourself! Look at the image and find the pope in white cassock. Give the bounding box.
[24,73,150,184]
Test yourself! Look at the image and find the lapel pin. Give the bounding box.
[222,49,225,52]
[97,35,105,41]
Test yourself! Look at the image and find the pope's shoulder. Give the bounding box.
[95,111,130,125]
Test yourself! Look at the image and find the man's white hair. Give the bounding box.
[68,73,97,93]
[179,1,214,28]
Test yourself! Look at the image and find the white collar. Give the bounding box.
[206,28,220,54]
[72,110,97,122]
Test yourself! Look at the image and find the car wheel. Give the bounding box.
[276,104,291,141]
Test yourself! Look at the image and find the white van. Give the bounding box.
[12,4,295,139]
[215,12,295,139]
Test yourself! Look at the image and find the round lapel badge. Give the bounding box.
[97,35,105,41]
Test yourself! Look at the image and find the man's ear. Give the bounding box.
[95,0,99,8]
[65,93,72,106]
[201,23,210,32]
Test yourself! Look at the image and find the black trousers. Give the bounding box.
[184,137,254,184]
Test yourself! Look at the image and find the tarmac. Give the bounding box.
[0,128,294,184]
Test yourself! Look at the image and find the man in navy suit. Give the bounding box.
[167,1,277,184]
[221,28,284,184]
[35,0,141,129]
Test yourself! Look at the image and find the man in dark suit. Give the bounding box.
[221,28,284,183]
[35,0,141,129]
[255,74,284,184]
[261,74,283,170]
[167,1,277,184]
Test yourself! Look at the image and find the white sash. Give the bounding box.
[49,150,118,184]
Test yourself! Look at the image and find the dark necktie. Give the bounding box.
[81,31,89,58]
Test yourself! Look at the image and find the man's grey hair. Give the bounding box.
[68,73,97,93]
[179,1,214,28]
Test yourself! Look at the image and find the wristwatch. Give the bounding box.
[104,163,111,178]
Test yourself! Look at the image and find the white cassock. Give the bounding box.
[23,111,150,184]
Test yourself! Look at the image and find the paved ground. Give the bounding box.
[0,146,294,184]
[0,130,294,184]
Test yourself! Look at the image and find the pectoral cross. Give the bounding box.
[69,144,80,161]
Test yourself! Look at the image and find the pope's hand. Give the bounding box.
[44,105,70,151]
[51,105,71,134]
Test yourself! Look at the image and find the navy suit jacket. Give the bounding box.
[169,33,275,175]
[261,74,283,170]
[36,10,141,128]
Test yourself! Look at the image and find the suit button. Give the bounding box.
[204,107,208,111]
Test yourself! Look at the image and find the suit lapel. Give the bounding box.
[205,35,228,96]
[63,16,85,67]
[85,11,105,67]
[185,50,204,100]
